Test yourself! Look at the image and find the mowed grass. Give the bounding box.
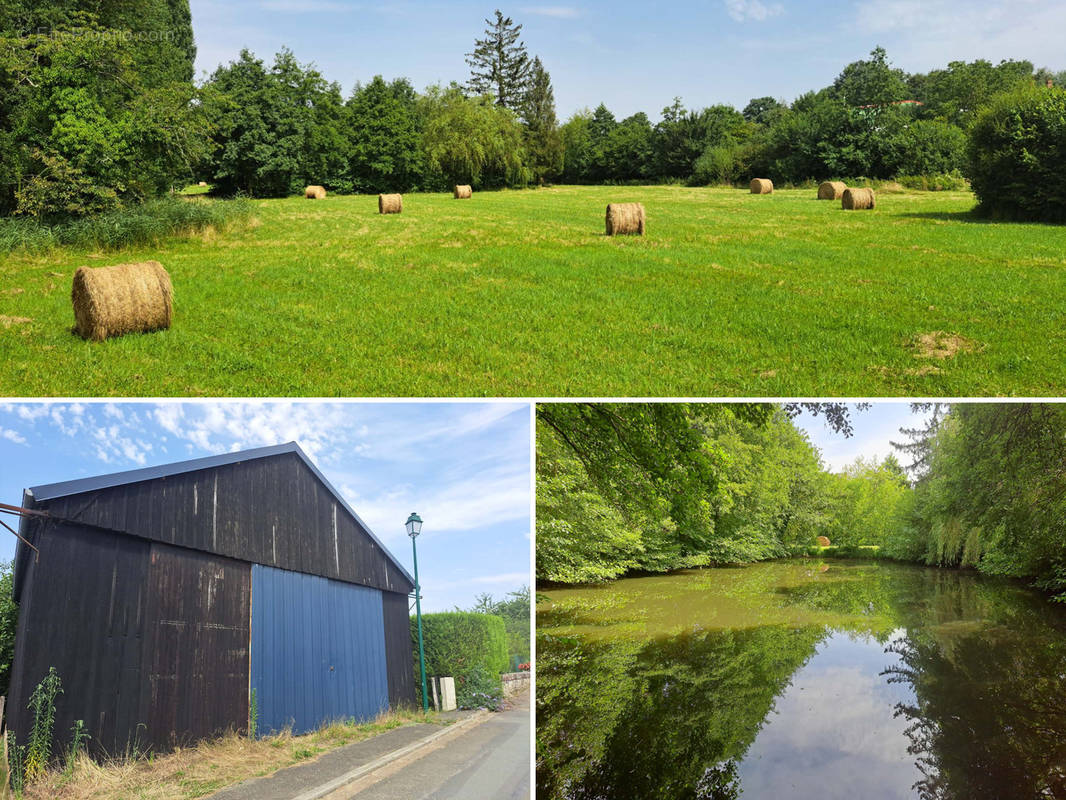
[2,185,1065,396]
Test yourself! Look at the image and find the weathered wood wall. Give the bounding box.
[35,451,412,595]
[7,524,251,755]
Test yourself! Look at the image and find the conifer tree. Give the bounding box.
[465,10,531,112]
[521,57,562,182]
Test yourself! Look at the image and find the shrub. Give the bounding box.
[896,171,970,191]
[0,196,253,254]
[967,86,1066,223]
[455,665,503,711]
[412,612,508,704]
[881,119,967,177]
[690,141,749,186]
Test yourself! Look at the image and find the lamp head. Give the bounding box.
[405,512,423,538]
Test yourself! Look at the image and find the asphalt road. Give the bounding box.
[350,692,530,800]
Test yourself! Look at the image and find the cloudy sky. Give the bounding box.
[793,402,933,473]
[0,401,531,612]
[189,0,1065,119]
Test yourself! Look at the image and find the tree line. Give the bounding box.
[194,39,1066,199]
[536,403,1066,600]
[2,6,1062,219]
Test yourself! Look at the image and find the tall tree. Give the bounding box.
[347,76,423,192]
[559,110,592,183]
[890,402,947,479]
[420,84,530,189]
[465,9,531,112]
[203,48,348,196]
[742,96,784,125]
[831,46,907,106]
[521,56,562,182]
[585,103,617,182]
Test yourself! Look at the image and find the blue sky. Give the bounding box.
[190,0,1065,119]
[793,401,932,473]
[0,401,531,612]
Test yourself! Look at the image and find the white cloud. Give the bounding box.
[739,634,920,796]
[522,5,580,18]
[849,0,1066,71]
[150,402,354,462]
[725,0,784,22]
[0,429,26,445]
[344,464,530,543]
[152,405,185,438]
[91,425,153,466]
[12,406,51,422]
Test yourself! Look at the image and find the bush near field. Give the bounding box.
[968,87,1066,223]
[0,197,253,254]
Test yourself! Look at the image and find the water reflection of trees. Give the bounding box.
[536,624,827,800]
[538,563,1066,800]
[884,626,1066,800]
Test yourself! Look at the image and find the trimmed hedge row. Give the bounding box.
[411,611,508,707]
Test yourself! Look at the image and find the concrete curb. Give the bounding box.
[290,711,491,800]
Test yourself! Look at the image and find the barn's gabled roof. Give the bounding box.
[26,442,415,586]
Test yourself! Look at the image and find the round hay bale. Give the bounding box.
[750,178,773,194]
[816,536,831,547]
[379,193,403,214]
[197,181,208,188]
[842,187,875,210]
[818,181,846,200]
[454,185,473,199]
[72,261,173,342]
[305,185,326,200]
[605,203,645,236]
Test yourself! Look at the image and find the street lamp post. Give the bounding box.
[406,512,428,712]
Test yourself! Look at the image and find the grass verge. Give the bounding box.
[20,708,444,800]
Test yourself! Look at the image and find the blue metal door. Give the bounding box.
[250,565,389,735]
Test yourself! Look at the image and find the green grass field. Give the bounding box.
[2,185,1064,397]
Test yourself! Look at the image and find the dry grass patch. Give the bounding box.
[907,364,944,376]
[22,709,441,800]
[912,331,979,360]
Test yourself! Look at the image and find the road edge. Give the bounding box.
[290,711,492,800]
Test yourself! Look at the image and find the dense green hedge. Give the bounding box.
[412,611,508,681]
[968,87,1066,222]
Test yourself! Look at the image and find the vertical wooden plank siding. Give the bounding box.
[6,526,252,755]
[6,522,151,756]
[40,453,414,596]
[140,543,251,749]
[381,591,417,708]
[250,565,389,735]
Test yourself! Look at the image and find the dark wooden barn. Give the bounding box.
[7,442,417,755]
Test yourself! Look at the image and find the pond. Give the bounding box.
[536,560,1066,800]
